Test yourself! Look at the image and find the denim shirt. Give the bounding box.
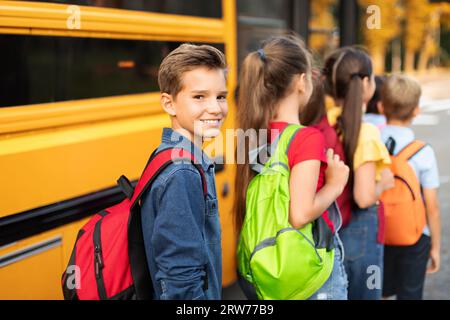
[140,128,222,300]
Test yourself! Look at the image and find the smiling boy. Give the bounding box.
[140,44,228,300]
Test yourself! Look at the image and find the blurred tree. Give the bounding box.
[358,0,402,73]
[418,6,440,70]
[440,2,450,50]
[442,4,450,67]
[403,0,431,72]
[442,3,450,29]
[433,3,450,68]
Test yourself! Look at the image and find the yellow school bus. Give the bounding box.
[0,0,238,299]
[0,0,327,299]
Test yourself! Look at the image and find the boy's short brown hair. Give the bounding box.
[381,75,422,121]
[158,44,227,98]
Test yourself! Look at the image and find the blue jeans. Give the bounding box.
[308,236,348,300]
[340,205,384,300]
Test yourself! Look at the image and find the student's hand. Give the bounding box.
[325,148,350,196]
[427,247,440,274]
[380,168,395,192]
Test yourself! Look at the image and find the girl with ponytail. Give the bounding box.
[235,35,350,300]
[323,47,394,300]
[300,69,353,236]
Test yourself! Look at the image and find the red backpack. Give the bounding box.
[61,147,207,300]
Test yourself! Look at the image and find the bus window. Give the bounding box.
[0,35,224,108]
[236,0,291,66]
[309,0,340,58]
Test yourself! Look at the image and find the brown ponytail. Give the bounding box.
[323,47,373,187]
[339,76,364,172]
[234,35,312,231]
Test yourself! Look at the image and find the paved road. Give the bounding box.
[414,72,450,300]
[222,72,450,300]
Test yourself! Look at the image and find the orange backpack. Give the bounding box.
[381,140,427,246]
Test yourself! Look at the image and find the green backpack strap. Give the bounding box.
[266,124,304,171]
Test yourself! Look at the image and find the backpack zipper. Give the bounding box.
[249,227,322,264]
[394,175,416,200]
[94,245,103,276]
[393,175,421,234]
[93,219,107,300]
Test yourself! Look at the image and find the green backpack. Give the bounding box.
[237,124,335,300]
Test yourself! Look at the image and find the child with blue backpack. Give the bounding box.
[235,35,350,300]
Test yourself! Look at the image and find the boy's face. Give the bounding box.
[162,67,228,142]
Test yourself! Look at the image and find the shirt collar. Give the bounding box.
[161,128,214,171]
[383,125,415,140]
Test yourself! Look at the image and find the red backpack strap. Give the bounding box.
[396,140,427,161]
[130,147,207,209]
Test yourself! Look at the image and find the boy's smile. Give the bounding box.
[161,66,228,143]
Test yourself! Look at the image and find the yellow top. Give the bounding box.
[326,104,391,181]
[326,105,342,127]
[354,123,391,180]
